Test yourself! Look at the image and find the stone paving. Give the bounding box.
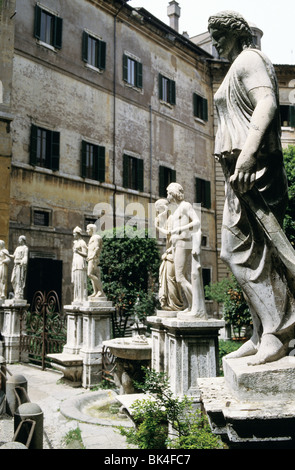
[0,363,136,450]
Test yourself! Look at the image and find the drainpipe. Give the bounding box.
[112,1,130,229]
[149,105,153,203]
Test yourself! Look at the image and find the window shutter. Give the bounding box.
[98,40,106,70]
[193,93,197,117]
[136,62,143,88]
[81,140,87,178]
[82,31,88,62]
[123,54,128,82]
[53,16,63,49]
[98,146,105,182]
[159,166,166,197]
[51,131,60,171]
[123,154,129,187]
[205,180,211,209]
[171,169,176,183]
[290,105,295,127]
[159,74,163,100]
[34,5,42,40]
[202,98,208,121]
[137,159,144,192]
[30,124,38,166]
[195,177,202,204]
[170,80,176,105]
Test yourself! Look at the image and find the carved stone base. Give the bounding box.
[47,353,83,387]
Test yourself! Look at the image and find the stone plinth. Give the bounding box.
[199,356,295,448]
[147,316,224,402]
[0,299,29,363]
[79,299,114,388]
[49,299,115,389]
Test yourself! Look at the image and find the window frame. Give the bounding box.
[159,74,176,105]
[30,124,60,171]
[159,165,176,198]
[193,93,208,122]
[280,104,295,128]
[123,154,144,192]
[123,54,143,89]
[34,4,63,50]
[195,177,211,209]
[82,30,106,70]
[81,140,105,182]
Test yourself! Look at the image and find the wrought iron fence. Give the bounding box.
[19,291,67,370]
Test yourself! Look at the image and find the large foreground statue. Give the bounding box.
[209,11,295,364]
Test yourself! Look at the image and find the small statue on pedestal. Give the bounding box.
[0,240,10,300]
[71,227,88,304]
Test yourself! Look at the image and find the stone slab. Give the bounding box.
[223,356,295,401]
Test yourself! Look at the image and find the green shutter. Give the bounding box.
[82,31,88,62]
[159,166,165,197]
[290,105,295,127]
[195,177,202,204]
[98,40,106,70]
[30,124,38,166]
[205,180,211,209]
[98,146,105,182]
[136,62,143,88]
[53,16,63,49]
[159,74,163,100]
[34,5,42,39]
[123,54,128,82]
[137,159,144,192]
[81,140,87,178]
[171,169,176,183]
[202,98,208,121]
[193,93,197,117]
[170,80,176,105]
[51,131,60,171]
[123,154,129,187]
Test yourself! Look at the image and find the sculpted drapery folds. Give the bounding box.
[209,11,295,364]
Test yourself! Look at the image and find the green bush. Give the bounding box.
[118,368,224,450]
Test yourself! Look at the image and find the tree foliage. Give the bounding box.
[99,226,161,323]
[283,145,295,246]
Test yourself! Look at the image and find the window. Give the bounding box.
[81,141,105,182]
[280,105,295,127]
[82,31,106,70]
[123,154,144,191]
[33,209,51,227]
[30,125,60,171]
[159,166,176,198]
[159,74,176,105]
[193,93,208,121]
[34,5,63,49]
[123,55,142,88]
[202,268,212,298]
[195,177,211,209]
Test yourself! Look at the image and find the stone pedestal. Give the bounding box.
[48,299,115,388]
[0,299,29,364]
[198,356,295,448]
[147,315,224,402]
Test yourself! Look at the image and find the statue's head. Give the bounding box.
[18,235,26,245]
[0,240,5,249]
[86,224,97,235]
[73,226,82,238]
[208,10,254,55]
[166,183,184,202]
[155,198,169,214]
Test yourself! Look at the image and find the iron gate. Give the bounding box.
[19,291,67,369]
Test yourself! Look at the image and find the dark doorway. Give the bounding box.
[26,258,63,308]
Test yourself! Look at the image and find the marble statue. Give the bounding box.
[155,198,184,311]
[86,224,105,299]
[209,11,295,364]
[166,183,207,318]
[0,240,10,299]
[10,235,29,300]
[71,227,88,303]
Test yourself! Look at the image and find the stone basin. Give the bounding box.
[103,337,152,360]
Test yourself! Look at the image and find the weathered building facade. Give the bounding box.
[4,0,218,307]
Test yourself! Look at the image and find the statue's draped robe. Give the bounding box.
[214,48,295,340]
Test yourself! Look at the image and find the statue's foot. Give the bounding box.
[247,334,286,366]
[94,291,105,298]
[225,339,258,359]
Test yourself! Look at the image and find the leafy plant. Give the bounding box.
[99,227,161,332]
[283,145,295,246]
[118,368,224,449]
[205,275,251,338]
